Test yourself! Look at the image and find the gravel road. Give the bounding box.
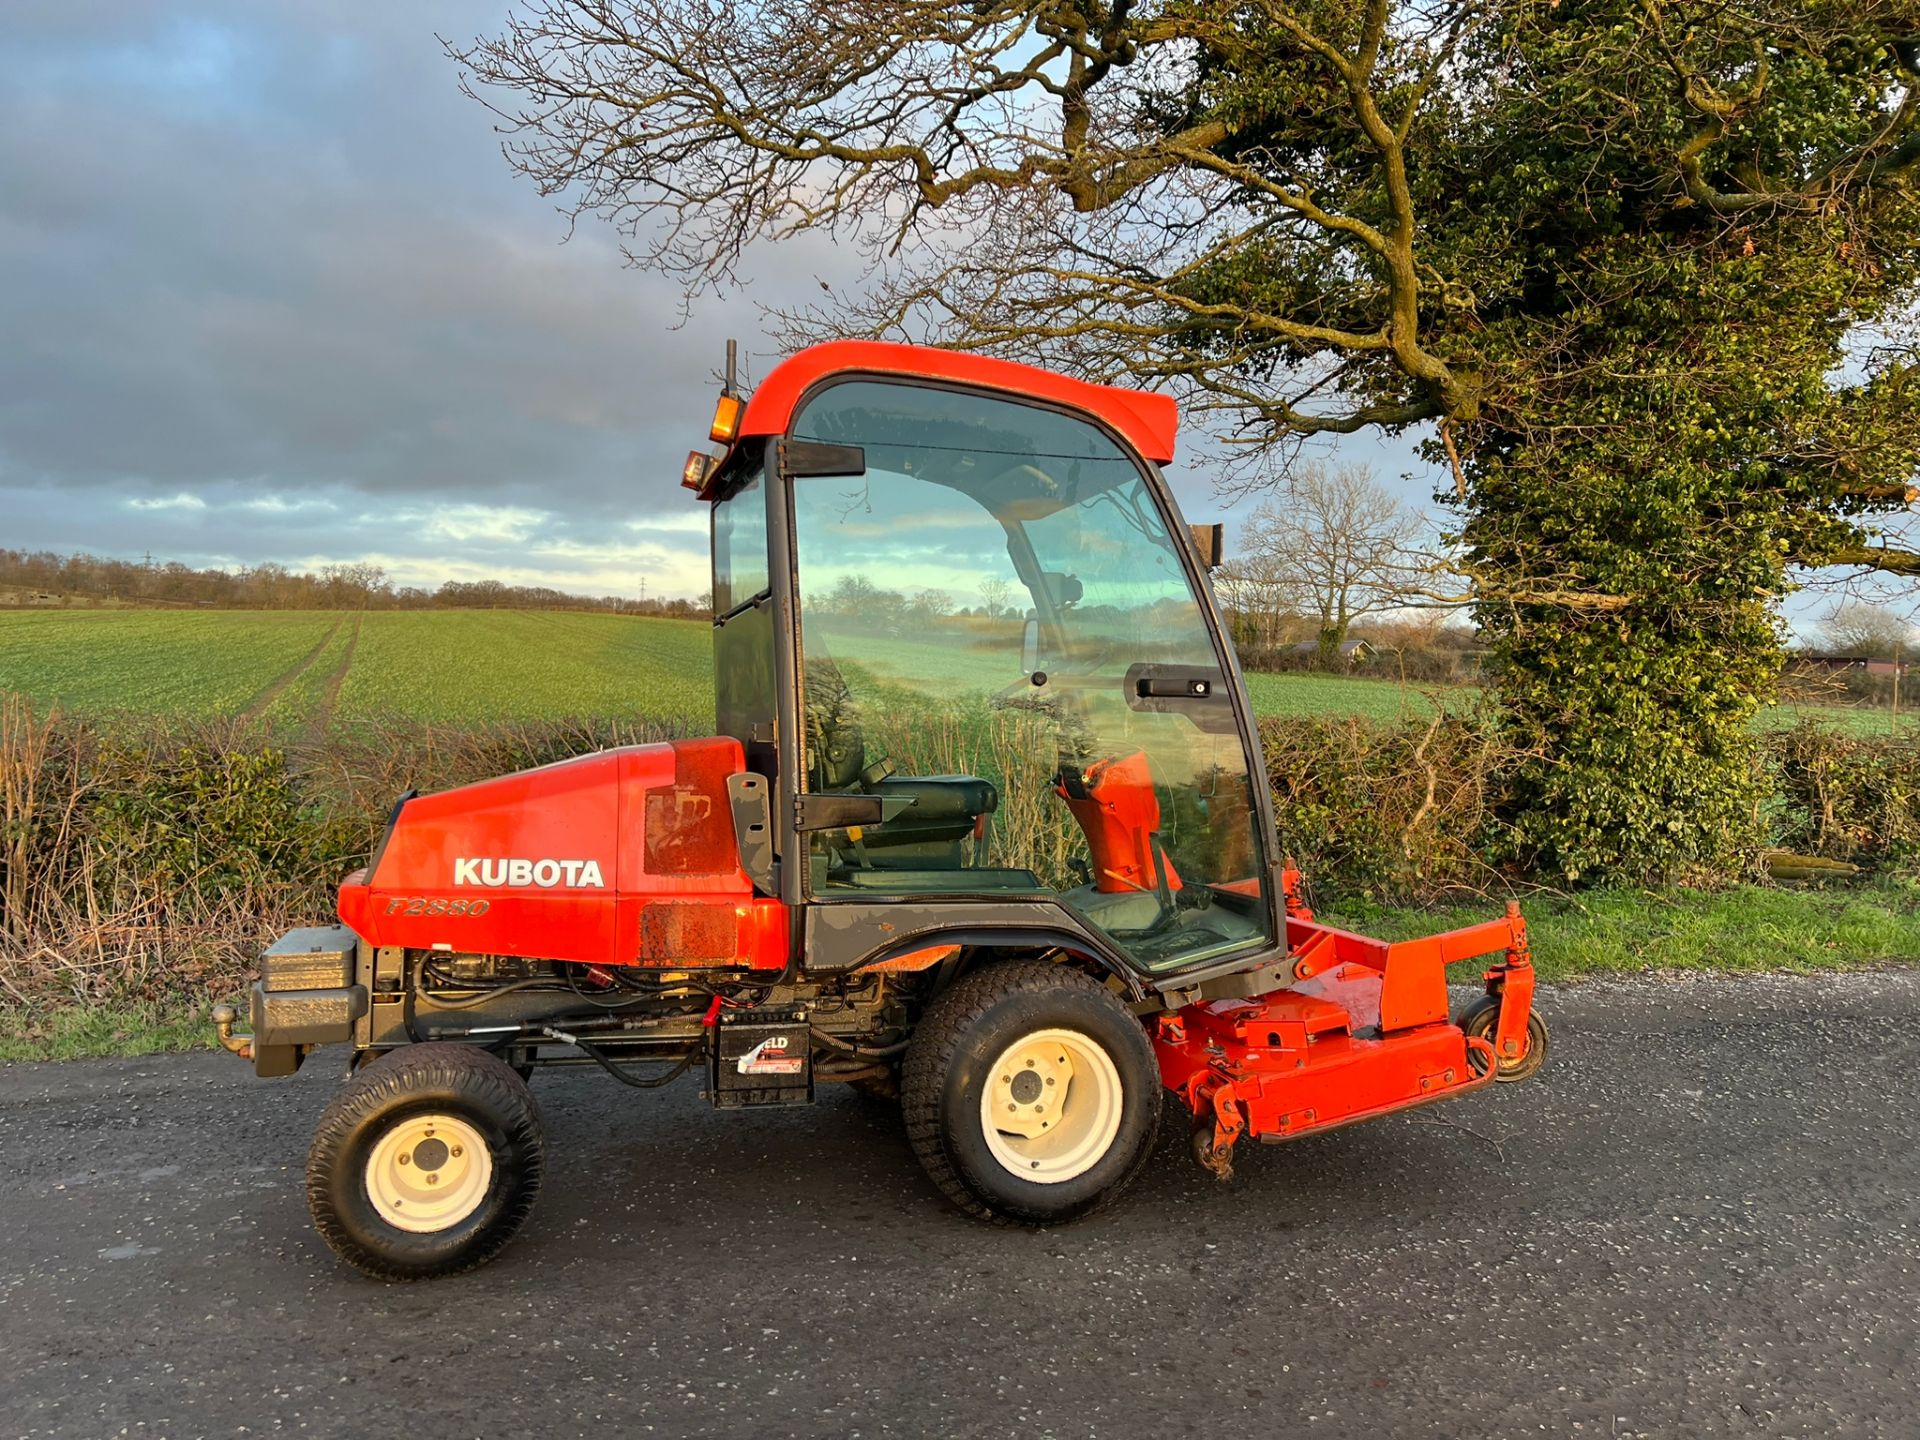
[2,968,1915,1439]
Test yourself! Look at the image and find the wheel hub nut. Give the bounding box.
[412,1137,451,1170]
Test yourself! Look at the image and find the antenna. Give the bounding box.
[724,338,738,396]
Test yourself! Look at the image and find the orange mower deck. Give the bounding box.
[1160,871,1537,1175]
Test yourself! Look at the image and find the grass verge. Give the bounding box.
[1324,876,1920,984]
[0,1002,216,1064]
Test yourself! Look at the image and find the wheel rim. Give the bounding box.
[1466,1007,1541,1079]
[979,1028,1123,1184]
[364,1113,493,1233]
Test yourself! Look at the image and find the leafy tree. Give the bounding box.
[455,0,1920,881]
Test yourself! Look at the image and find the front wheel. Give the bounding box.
[306,1043,545,1280]
[902,961,1160,1223]
[1460,996,1550,1083]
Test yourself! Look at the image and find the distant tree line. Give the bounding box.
[0,548,708,618]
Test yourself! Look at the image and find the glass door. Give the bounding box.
[786,379,1271,972]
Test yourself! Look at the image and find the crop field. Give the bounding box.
[0,610,714,734]
[0,610,339,719]
[0,608,1908,736]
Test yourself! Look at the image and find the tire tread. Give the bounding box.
[306,1043,544,1281]
[901,960,1156,1223]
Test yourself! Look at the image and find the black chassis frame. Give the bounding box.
[718,370,1294,1007]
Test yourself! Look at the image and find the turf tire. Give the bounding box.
[902,961,1159,1224]
[306,1043,544,1281]
[1459,996,1550,1083]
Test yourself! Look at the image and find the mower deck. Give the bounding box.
[1158,880,1536,1175]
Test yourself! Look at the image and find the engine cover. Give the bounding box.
[335,737,788,972]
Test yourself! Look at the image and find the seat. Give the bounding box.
[831,866,1040,892]
[803,668,999,870]
[870,775,998,846]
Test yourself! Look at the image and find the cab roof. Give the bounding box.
[736,340,1179,465]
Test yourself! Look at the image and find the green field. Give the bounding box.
[0,608,1907,735]
[0,610,714,733]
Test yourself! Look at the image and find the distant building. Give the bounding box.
[1797,653,1910,677]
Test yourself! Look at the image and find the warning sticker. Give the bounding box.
[736,1035,806,1076]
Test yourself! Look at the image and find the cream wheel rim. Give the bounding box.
[980,1028,1124,1184]
[364,1113,492,1233]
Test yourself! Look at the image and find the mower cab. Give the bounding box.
[217,340,1546,1280]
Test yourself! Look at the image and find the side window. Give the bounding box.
[712,473,776,755]
[712,475,768,615]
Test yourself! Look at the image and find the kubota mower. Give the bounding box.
[214,341,1546,1279]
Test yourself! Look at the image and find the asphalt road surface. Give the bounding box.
[2,968,1916,1440]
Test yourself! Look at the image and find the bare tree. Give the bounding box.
[1232,463,1434,663]
[449,1,1484,457]
[1212,546,1304,657]
[977,577,1014,619]
[910,588,956,620]
[1817,601,1917,660]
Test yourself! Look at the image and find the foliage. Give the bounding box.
[86,736,364,906]
[1768,720,1920,862]
[1173,2,1920,882]
[1258,712,1516,899]
[1260,710,1920,902]
[1430,7,1920,883]
[5,701,1918,1057]
[0,703,696,1012]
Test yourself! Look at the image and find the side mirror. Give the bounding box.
[1190,523,1224,570]
[1021,617,1041,675]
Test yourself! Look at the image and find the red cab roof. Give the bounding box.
[736,340,1179,464]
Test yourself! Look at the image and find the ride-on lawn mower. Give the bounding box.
[214,341,1547,1279]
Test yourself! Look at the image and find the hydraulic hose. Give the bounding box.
[810,1027,910,1059]
[542,1027,698,1089]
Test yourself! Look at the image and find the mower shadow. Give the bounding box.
[485,1076,1503,1274]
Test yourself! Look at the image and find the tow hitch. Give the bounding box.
[211,1003,254,1062]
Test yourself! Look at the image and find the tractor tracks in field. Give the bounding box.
[238,614,363,738]
[239,618,346,725]
[306,613,362,742]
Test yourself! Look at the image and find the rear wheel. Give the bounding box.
[307,1043,544,1280]
[1460,996,1549,1083]
[902,961,1159,1223]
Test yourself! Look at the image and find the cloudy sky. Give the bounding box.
[0,2,1457,602]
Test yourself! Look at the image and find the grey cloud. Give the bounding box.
[0,1,861,593]
[0,0,1444,604]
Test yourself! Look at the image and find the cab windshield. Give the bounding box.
[787,380,1269,971]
